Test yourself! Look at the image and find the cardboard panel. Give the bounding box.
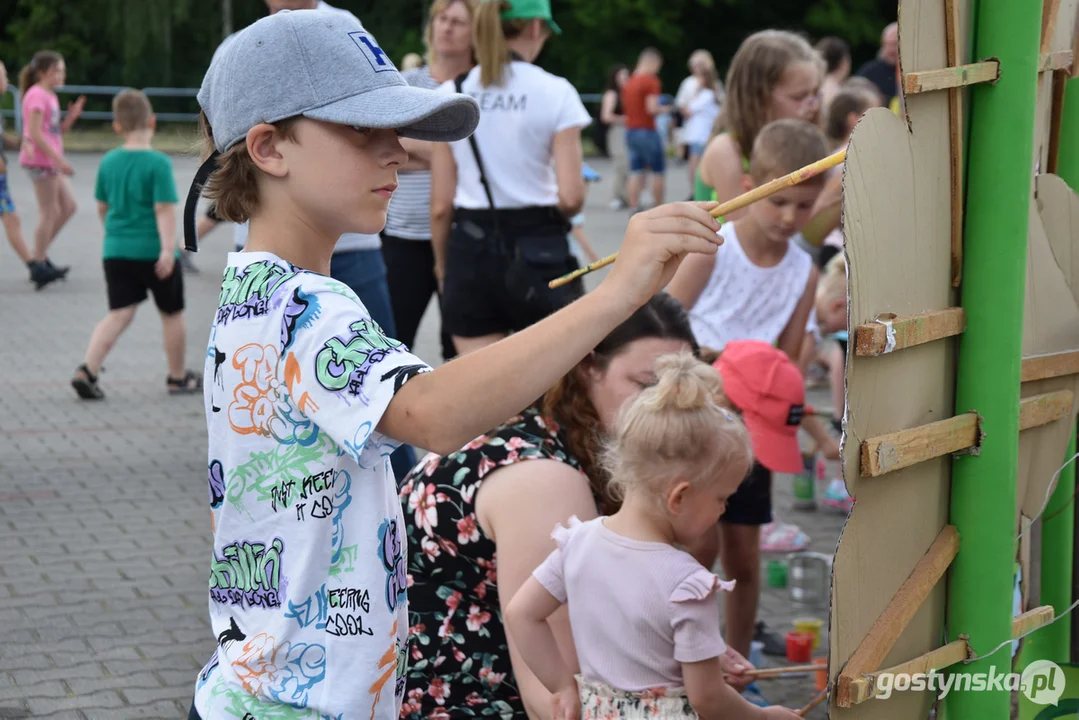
[829,106,954,720]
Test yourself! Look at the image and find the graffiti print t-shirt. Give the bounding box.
[194,251,430,720]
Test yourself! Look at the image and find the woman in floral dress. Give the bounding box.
[399,294,750,719]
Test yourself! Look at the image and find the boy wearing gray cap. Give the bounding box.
[185,9,722,719]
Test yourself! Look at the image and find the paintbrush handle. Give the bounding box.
[547,148,847,289]
[796,688,829,716]
[746,663,822,678]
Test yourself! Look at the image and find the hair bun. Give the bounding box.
[650,352,722,411]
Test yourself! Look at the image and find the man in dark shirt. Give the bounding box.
[855,22,899,106]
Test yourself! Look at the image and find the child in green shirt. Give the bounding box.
[71,89,201,400]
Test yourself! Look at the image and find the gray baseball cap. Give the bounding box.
[184,8,479,250]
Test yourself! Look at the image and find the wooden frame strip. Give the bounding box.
[1040,50,1074,72]
[1012,605,1055,637]
[845,640,971,705]
[945,0,963,287]
[844,609,1053,705]
[1021,349,1079,381]
[861,413,980,477]
[1048,69,1069,174]
[902,61,999,94]
[855,308,966,357]
[1042,0,1063,54]
[1019,390,1074,431]
[836,526,961,707]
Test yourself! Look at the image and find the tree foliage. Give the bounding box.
[0,0,896,115]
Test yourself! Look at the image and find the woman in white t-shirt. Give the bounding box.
[430,0,592,356]
[682,64,723,199]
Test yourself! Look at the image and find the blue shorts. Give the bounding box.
[687,142,707,158]
[626,128,665,174]
[0,173,14,216]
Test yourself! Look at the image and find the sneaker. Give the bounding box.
[29,261,63,290]
[754,621,788,656]
[820,479,854,513]
[45,258,70,278]
[71,364,105,400]
[608,198,628,210]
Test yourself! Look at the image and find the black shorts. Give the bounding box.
[441,207,584,338]
[104,258,184,314]
[721,461,772,526]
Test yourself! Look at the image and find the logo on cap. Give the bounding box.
[349,31,395,73]
[786,404,805,426]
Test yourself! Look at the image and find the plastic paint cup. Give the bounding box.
[794,618,824,650]
[767,560,788,588]
[786,631,814,663]
[814,657,828,691]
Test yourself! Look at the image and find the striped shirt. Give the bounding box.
[384,66,441,240]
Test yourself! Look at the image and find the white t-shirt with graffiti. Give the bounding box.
[193,251,430,719]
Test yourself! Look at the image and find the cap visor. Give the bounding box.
[743,414,804,474]
[302,85,479,142]
[547,19,562,34]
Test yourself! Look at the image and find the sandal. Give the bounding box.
[72,364,105,400]
[167,370,203,395]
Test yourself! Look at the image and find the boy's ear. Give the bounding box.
[740,174,755,193]
[247,123,289,178]
[148,114,157,131]
[111,120,123,136]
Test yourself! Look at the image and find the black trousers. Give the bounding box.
[381,233,457,362]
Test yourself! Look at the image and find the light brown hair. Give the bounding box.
[749,118,829,185]
[113,89,153,132]
[424,0,479,67]
[197,111,299,224]
[19,50,62,95]
[474,0,532,87]
[817,252,847,304]
[824,77,882,143]
[541,293,699,513]
[602,351,752,506]
[716,30,822,158]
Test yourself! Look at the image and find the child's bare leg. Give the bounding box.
[30,175,61,261]
[827,342,845,423]
[650,173,665,206]
[719,522,761,659]
[82,306,138,375]
[160,310,187,379]
[627,172,645,209]
[50,177,77,249]
[1,213,31,263]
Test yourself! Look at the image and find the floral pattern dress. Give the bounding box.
[398,408,587,718]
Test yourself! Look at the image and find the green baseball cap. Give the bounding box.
[501,0,561,35]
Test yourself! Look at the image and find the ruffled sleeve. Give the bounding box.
[670,567,732,663]
[670,567,736,603]
[531,516,583,604]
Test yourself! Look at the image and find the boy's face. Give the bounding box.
[743,174,823,245]
[274,118,407,237]
[816,295,846,335]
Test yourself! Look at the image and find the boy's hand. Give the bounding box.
[598,202,721,312]
[551,681,580,720]
[155,251,175,280]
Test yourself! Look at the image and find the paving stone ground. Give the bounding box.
[0,151,845,718]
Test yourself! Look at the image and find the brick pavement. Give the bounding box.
[0,151,845,718]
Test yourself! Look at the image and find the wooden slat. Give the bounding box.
[1013,605,1055,637]
[836,526,961,707]
[946,0,963,287]
[844,607,1057,706]
[1042,0,1063,53]
[845,639,971,705]
[1019,390,1074,431]
[902,61,999,94]
[1048,69,1069,174]
[861,414,980,477]
[855,308,966,357]
[1040,50,1074,71]
[1021,349,1079,381]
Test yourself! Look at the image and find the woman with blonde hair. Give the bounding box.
[382,0,477,362]
[430,0,592,356]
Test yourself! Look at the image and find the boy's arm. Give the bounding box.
[776,265,819,362]
[97,202,108,224]
[154,203,178,278]
[379,202,723,455]
[429,141,456,292]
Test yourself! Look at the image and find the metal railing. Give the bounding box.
[1,86,653,134]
